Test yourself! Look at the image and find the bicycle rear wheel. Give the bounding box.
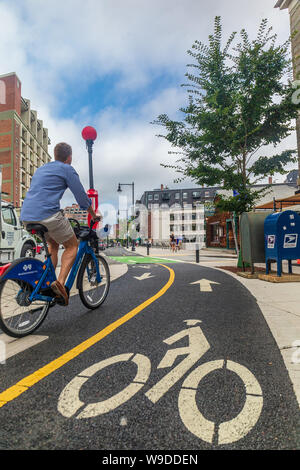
[78,254,110,309]
[0,278,50,338]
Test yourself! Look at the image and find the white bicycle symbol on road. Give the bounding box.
[58,320,263,446]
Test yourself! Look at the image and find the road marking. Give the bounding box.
[0,334,48,361]
[58,353,151,419]
[57,320,263,445]
[184,320,202,326]
[133,273,154,281]
[0,264,174,409]
[178,360,263,445]
[145,326,210,404]
[108,256,179,264]
[190,279,220,292]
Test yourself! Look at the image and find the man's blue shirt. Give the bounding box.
[20,161,91,221]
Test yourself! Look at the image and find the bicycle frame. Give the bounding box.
[29,239,101,304]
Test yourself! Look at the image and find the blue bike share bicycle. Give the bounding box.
[0,218,110,338]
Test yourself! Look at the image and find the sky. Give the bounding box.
[0,0,296,216]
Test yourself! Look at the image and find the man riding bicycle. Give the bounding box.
[20,142,100,306]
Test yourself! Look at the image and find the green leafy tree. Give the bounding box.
[154,17,299,214]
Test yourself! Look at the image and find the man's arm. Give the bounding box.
[87,205,101,221]
[64,165,92,210]
[65,165,102,223]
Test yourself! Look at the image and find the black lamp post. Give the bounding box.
[117,182,135,251]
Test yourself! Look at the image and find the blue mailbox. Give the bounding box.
[264,210,300,276]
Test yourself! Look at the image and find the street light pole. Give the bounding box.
[86,139,94,190]
[81,126,98,227]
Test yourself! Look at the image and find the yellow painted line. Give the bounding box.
[0,264,175,409]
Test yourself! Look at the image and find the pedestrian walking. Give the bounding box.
[170,233,176,252]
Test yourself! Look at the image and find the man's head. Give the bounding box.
[54,142,72,164]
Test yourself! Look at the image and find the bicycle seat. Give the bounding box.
[26,223,48,235]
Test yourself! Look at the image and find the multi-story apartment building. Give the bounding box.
[275,0,300,188]
[64,203,88,225]
[0,72,51,208]
[137,185,211,245]
[137,179,298,246]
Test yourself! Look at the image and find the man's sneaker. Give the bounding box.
[51,280,69,306]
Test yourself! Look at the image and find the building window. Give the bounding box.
[183,192,188,199]
[148,194,153,201]
[211,223,223,242]
[205,191,210,198]
[192,191,201,198]
[154,194,159,201]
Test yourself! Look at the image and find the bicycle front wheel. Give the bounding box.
[0,278,50,338]
[78,254,110,309]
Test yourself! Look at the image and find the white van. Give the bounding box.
[0,200,37,264]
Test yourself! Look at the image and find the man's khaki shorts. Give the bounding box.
[23,211,75,245]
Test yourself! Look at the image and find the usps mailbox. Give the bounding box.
[264,210,300,276]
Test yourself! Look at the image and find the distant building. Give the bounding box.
[137,179,298,247]
[137,184,211,245]
[64,203,88,225]
[0,72,52,208]
[205,176,298,249]
[275,0,300,187]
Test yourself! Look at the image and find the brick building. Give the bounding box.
[205,178,297,248]
[0,72,51,208]
[275,0,300,188]
[64,203,88,225]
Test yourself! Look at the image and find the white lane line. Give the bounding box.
[0,333,48,360]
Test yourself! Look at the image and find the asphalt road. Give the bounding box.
[0,254,299,451]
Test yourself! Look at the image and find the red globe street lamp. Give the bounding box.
[82,126,99,226]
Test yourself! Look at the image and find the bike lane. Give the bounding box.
[0,261,299,450]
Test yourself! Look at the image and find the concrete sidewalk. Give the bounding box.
[135,246,300,407]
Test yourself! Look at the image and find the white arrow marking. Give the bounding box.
[184,320,202,326]
[134,273,154,281]
[190,279,220,292]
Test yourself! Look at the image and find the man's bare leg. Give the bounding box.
[47,238,59,270]
[57,234,78,286]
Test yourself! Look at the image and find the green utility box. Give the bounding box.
[240,211,273,273]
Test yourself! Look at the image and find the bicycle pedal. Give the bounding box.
[40,287,56,298]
